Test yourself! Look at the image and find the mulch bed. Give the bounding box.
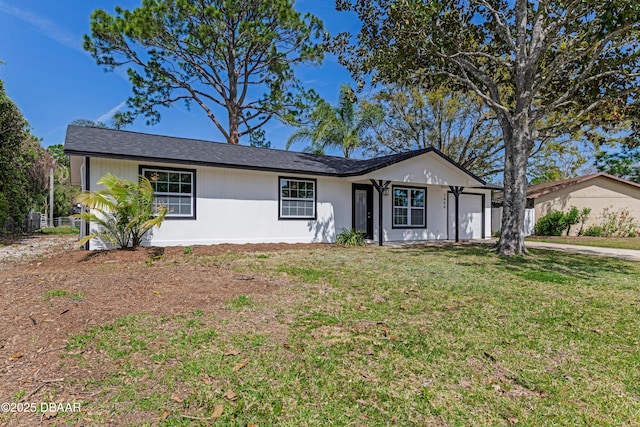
[0,235,334,425]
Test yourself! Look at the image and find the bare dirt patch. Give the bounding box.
[0,235,333,425]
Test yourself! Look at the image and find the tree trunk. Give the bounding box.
[228,107,240,145]
[497,124,532,255]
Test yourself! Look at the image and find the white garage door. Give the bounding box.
[448,193,484,240]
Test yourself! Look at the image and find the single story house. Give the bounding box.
[492,173,640,236]
[64,125,496,249]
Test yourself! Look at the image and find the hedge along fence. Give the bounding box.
[1,211,42,234]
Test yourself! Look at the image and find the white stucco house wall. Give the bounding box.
[64,126,496,249]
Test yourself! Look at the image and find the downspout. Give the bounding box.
[79,160,86,248]
[83,157,91,250]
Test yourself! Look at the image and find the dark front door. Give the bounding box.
[352,184,373,239]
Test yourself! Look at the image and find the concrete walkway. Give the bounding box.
[524,240,640,261]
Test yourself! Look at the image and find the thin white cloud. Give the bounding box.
[96,100,127,123]
[0,2,84,53]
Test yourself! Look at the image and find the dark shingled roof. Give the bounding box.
[64,125,486,184]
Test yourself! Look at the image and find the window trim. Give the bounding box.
[391,185,427,229]
[278,176,317,220]
[139,165,197,220]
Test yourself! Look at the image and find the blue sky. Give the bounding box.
[0,0,359,150]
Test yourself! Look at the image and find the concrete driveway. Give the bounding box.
[525,240,640,261]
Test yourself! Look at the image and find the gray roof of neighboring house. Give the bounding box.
[64,125,487,184]
[525,173,640,198]
[493,173,640,202]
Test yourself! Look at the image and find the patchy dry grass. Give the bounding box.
[56,245,640,426]
[528,235,640,250]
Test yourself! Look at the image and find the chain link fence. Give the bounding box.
[2,213,80,234]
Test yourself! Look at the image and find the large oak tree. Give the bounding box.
[84,0,325,145]
[363,85,505,179]
[334,0,640,255]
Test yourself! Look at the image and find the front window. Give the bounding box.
[279,177,316,219]
[142,167,195,219]
[393,187,425,227]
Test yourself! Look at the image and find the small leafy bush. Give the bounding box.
[183,246,193,255]
[336,228,366,246]
[582,225,603,237]
[534,211,567,236]
[534,206,590,236]
[576,207,592,236]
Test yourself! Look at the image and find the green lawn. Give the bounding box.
[527,236,640,250]
[63,246,640,426]
[37,226,80,235]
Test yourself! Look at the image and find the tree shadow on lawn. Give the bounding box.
[390,243,639,283]
[497,248,639,283]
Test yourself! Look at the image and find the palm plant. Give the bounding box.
[287,84,383,158]
[73,173,167,249]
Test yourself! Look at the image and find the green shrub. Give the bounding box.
[577,207,592,236]
[336,228,366,246]
[534,211,567,236]
[534,206,590,236]
[583,225,603,237]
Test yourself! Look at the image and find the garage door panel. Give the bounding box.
[448,193,484,240]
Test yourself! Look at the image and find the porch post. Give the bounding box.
[449,186,465,242]
[370,179,391,246]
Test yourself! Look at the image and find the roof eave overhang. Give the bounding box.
[65,146,489,185]
[65,150,345,177]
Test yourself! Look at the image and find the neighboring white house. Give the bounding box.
[65,125,495,249]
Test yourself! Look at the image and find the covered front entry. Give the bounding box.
[352,184,373,239]
[448,192,485,240]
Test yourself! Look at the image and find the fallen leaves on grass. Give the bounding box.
[211,404,224,420]
[223,389,238,401]
[232,359,249,372]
